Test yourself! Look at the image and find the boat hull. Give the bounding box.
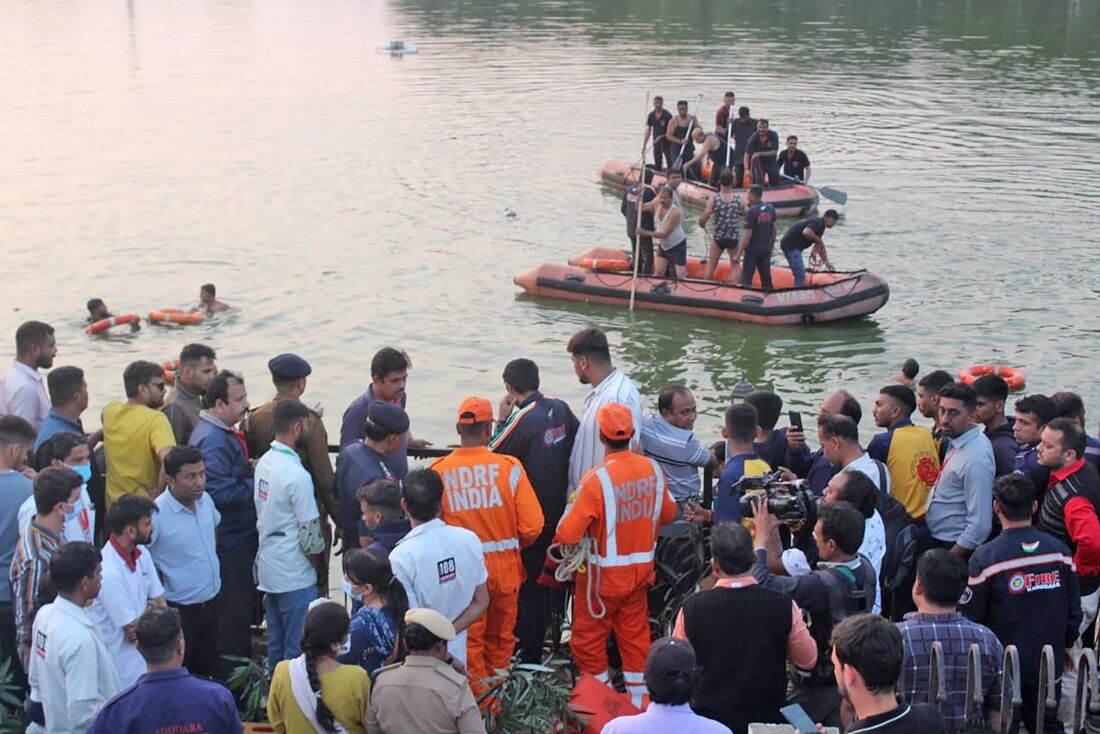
[597,160,819,217]
[515,250,889,325]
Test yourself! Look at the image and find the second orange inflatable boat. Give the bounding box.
[514,248,889,325]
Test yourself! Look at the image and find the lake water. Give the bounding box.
[3,0,1099,444]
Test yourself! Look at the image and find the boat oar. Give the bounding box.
[630,92,650,312]
[780,173,848,205]
[724,103,734,170]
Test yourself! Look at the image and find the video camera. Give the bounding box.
[737,472,816,527]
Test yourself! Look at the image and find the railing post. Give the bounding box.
[929,640,948,707]
[964,642,983,725]
[1037,645,1057,734]
[1073,648,1099,734]
[999,645,1021,734]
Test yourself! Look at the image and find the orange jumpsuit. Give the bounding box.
[556,449,676,706]
[433,446,544,690]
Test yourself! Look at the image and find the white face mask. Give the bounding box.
[341,578,362,601]
[338,636,351,655]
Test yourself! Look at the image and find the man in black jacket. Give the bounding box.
[972,374,1018,476]
[752,499,876,726]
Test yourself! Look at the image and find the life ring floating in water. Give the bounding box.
[148,309,204,325]
[162,360,180,384]
[957,364,1026,391]
[85,314,141,334]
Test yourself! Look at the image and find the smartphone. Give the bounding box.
[780,703,818,734]
[789,410,804,433]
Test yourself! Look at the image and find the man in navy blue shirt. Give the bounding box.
[973,374,1018,476]
[490,358,577,662]
[335,402,408,549]
[1052,391,1100,469]
[88,606,242,734]
[744,119,780,186]
[777,135,812,182]
[734,185,777,289]
[1012,393,1059,496]
[961,474,1080,734]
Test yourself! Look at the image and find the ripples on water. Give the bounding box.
[1,0,1098,441]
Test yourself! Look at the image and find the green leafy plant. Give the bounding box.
[225,655,270,723]
[0,657,28,734]
[479,658,587,734]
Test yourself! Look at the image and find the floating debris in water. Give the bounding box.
[504,208,517,218]
[376,41,418,55]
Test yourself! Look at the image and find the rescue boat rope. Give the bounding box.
[547,537,606,620]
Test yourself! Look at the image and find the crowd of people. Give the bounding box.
[1,315,1099,733]
[626,92,838,289]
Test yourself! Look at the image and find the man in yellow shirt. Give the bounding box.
[102,361,176,507]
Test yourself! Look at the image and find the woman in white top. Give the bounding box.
[639,185,688,280]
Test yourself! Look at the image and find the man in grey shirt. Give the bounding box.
[925,383,995,559]
[641,385,714,504]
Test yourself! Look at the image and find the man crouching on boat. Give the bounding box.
[638,185,688,281]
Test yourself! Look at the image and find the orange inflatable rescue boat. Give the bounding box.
[598,160,819,217]
[514,247,889,325]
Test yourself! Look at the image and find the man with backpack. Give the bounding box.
[752,499,876,727]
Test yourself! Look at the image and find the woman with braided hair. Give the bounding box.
[268,601,371,733]
[339,548,409,675]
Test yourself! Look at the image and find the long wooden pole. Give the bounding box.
[629,91,650,312]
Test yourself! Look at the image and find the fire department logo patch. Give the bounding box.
[915,455,940,486]
[1008,569,1061,594]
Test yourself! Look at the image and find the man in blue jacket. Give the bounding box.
[188,369,254,678]
[88,606,242,734]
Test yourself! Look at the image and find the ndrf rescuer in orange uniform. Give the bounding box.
[555,402,676,706]
[432,397,544,689]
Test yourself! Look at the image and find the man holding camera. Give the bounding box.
[751,498,876,727]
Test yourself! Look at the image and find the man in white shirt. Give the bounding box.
[253,399,324,674]
[0,321,56,430]
[29,541,120,734]
[818,413,891,494]
[90,494,166,688]
[390,468,490,665]
[566,327,643,490]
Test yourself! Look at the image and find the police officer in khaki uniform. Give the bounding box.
[367,608,485,734]
[243,354,341,585]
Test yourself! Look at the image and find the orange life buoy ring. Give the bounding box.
[958,364,1026,391]
[162,360,180,384]
[576,257,630,271]
[85,314,141,334]
[148,309,204,326]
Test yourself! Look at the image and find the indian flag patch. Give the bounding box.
[1021,541,1041,554]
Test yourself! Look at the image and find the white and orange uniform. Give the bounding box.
[432,446,544,689]
[555,449,676,706]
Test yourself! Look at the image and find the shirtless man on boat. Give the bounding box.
[665,100,700,170]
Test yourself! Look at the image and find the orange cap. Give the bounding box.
[597,403,635,440]
[457,397,494,425]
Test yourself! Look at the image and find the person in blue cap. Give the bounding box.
[334,401,409,550]
[244,354,340,592]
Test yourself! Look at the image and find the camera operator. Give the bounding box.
[751,498,876,728]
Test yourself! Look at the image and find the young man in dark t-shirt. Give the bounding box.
[644,96,673,171]
[831,614,947,733]
[777,135,812,182]
[780,210,839,286]
[734,185,777,289]
[744,118,780,186]
[729,106,757,187]
[621,168,657,275]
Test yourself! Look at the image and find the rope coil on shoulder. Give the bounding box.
[547,537,606,620]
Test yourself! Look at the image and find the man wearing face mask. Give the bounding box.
[91,494,167,688]
[11,467,83,672]
[21,432,96,545]
[149,446,222,679]
[254,399,326,674]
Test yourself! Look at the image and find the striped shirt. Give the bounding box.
[567,368,643,491]
[9,521,61,667]
[640,413,711,501]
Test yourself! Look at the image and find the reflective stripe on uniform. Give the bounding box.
[592,458,665,568]
[482,538,520,553]
[509,463,521,496]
